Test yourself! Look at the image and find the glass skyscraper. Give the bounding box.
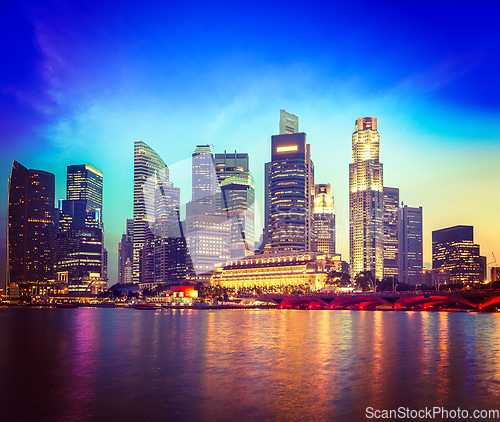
[312,184,335,255]
[7,160,56,284]
[349,117,384,281]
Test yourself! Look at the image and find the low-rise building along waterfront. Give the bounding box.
[211,252,341,291]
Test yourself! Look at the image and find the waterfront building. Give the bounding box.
[185,213,231,284]
[118,219,134,284]
[7,160,56,284]
[312,184,335,255]
[398,206,423,285]
[349,117,384,281]
[383,187,399,280]
[432,225,482,283]
[57,164,104,285]
[211,252,341,291]
[133,140,170,283]
[263,111,300,248]
[214,151,255,257]
[267,116,314,252]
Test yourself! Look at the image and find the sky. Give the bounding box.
[1,0,500,287]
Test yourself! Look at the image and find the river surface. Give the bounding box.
[1,308,500,421]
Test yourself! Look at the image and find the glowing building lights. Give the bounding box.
[349,118,383,281]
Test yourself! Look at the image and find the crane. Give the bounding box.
[487,252,498,267]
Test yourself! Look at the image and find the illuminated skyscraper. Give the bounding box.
[118,219,134,284]
[268,132,314,252]
[215,152,255,257]
[67,164,103,226]
[349,117,384,281]
[191,145,217,211]
[263,111,300,248]
[383,187,399,280]
[133,140,170,283]
[312,184,335,255]
[432,225,482,283]
[7,160,56,284]
[398,205,423,285]
[57,164,104,284]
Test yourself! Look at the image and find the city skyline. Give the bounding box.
[1,1,500,287]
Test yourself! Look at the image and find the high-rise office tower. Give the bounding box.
[432,225,482,283]
[7,160,56,284]
[383,187,399,280]
[67,164,103,226]
[133,140,188,286]
[57,164,104,284]
[312,184,335,255]
[185,146,231,283]
[263,111,300,248]
[398,205,423,285]
[191,145,218,211]
[118,219,134,284]
[268,131,314,252]
[349,117,384,281]
[214,152,255,257]
[133,140,171,283]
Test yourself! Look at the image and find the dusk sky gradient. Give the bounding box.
[1,0,500,287]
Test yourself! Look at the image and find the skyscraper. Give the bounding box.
[191,145,218,211]
[215,152,255,257]
[383,187,399,280]
[118,219,134,284]
[7,160,56,284]
[312,184,335,255]
[268,132,314,252]
[349,117,384,281]
[133,140,170,283]
[432,225,482,283]
[67,164,103,226]
[185,145,230,283]
[398,205,423,285]
[57,164,104,284]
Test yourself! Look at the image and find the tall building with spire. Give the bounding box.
[267,111,314,252]
[7,160,56,284]
[349,117,384,281]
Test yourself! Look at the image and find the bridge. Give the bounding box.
[236,291,500,311]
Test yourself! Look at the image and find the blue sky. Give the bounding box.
[1,0,500,286]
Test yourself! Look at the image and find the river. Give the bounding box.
[1,308,499,421]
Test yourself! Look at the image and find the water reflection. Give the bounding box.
[1,309,500,421]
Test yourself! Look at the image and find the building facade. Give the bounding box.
[118,219,134,284]
[57,164,105,285]
[383,187,399,280]
[133,140,170,283]
[7,160,56,284]
[349,117,384,281]
[214,151,255,257]
[268,132,314,252]
[312,184,335,255]
[398,205,423,285]
[212,252,341,291]
[432,225,482,283]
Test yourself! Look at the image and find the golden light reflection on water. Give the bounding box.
[3,308,500,421]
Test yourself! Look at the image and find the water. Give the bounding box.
[1,308,499,421]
